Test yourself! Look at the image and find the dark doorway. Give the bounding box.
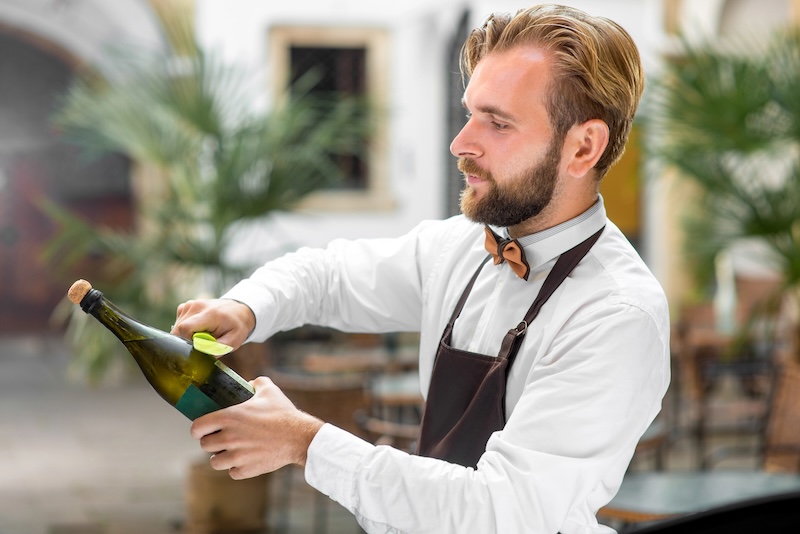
[0,30,133,333]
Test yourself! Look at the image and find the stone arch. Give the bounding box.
[0,1,162,332]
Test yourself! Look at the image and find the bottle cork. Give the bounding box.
[68,279,93,304]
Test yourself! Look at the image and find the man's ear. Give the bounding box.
[563,119,609,179]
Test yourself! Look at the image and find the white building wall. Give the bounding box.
[195,0,463,264]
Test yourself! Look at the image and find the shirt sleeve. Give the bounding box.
[305,298,669,534]
[222,219,449,341]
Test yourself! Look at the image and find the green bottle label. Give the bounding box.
[175,384,224,420]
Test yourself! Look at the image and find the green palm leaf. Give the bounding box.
[647,29,800,293]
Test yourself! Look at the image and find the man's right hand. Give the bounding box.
[171,298,256,351]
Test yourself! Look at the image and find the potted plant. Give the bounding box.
[645,28,800,361]
[44,4,370,383]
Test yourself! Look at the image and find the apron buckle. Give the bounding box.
[513,321,528,336]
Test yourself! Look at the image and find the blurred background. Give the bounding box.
[2,0,800,533]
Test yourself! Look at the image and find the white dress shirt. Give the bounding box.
[224,197,671,534]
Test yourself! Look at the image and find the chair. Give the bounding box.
[619,489,800,533]
[702,361,800,471]
[629,417,670,471]
[672,302,777,469]
[356,370,423,453]
[748,361,800,471]
[354,410,420,452]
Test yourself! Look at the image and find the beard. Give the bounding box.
[458,138,562,227]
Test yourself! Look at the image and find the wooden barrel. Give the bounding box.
[185,459,270,533]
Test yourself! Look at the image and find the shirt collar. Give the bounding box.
[489,196,607,272]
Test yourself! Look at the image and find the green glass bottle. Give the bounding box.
[67,279,254,420]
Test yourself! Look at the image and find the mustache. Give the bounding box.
[457,158,492,181]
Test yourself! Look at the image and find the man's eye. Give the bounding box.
[465,112,473,120]
[493,121,509,130]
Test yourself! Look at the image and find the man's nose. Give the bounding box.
[450,120,482,158]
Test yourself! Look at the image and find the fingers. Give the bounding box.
[227,467,247,480]
[209,450,235,471]
[207,453,255,480]
[192,412,260,479]
[251,376,274,391]
[188,377,324,479]
[171,299,212,339]
[175,299,210,322]
[190,412,223,441]
[192,416,240,472]
[171,298,256,349]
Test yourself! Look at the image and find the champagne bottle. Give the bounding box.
[67,279,254,420]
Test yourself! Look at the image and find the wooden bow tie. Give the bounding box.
[484,226,531,281]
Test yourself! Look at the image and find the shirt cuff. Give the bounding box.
[304,423,374,513]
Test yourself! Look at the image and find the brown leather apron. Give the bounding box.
[417,227,604,468]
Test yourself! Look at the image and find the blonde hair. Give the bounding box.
[462,4,644,178]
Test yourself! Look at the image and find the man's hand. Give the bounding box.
[189,377,325,479]
[171,298,256,350]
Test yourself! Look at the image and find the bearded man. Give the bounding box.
[172,5,669,533]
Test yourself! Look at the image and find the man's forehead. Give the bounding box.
[473,44,552,74]
[462,45,552,114]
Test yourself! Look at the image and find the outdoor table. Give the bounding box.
[599,471,800,524]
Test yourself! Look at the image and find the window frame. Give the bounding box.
[269,25,392,211]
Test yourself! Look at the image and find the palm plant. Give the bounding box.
[645,28,800,356]
[45,7,370,381]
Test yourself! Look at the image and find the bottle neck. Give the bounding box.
[79,288,103,314]
[80,289,164,342]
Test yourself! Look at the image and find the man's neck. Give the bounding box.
[507,193,599,239]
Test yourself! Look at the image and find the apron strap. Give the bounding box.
[499,226,605,369]
[524,226,605,325]
[446,255,492,325]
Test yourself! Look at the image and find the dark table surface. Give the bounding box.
[600,470,800,522]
